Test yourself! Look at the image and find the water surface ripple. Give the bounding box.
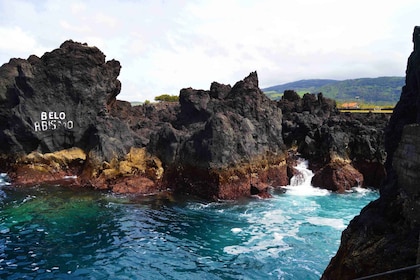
[0,169,378,279]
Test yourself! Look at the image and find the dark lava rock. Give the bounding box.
[0,42,287,199]
[322,26,420,280]
[0,38,390,201]
[0,40,132,162]
[0,40,161,192]
[279,90,388,189]
[149,72,288,199]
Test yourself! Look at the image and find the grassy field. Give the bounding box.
[339,109,393,114]
[337,101,395,114]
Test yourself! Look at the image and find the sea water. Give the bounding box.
[0,161,378,279]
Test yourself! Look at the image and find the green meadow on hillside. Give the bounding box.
[263,77,404,106]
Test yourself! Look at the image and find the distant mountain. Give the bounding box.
[264,79,338,93]
[263,77,405,104]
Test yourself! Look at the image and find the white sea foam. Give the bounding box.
[0,173,11,186]
[231,228,242,233]
[285,160,330,196]
[349,186,375,195]
[307,217,346,230]
[225,207,301,257]
[285,184,330,196]
[224,232,291,256]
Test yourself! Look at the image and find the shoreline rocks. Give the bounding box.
[278,90,388,191]
[149,72,288,199]
[0,41,289,200]
[0,39,389,200]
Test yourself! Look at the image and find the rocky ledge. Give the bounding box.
[0,39,388,200]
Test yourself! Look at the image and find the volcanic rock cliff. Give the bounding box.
[278,90,388,191]
[0,39,389,201]
[149,74,288,199]
[0,41,162,193]
[0,41,287,199]
[322,26,420,279]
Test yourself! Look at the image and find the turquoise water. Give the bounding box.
[0,163,378,280]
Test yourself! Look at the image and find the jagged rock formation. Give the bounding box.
[0,40,130,160]
[322,26,420,280]
[0,41,286,199]
[0,40,164,194]
[278,91,388,191]
[0,39,389,200]
[149,73,287,199]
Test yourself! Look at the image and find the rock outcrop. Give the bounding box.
[0,40,129,159]
[0,39,389,199]
[0,40,165,194]
[149,73,287,199]
[278,91,388,191]
[322,26,420,280]
[0,42,286,199]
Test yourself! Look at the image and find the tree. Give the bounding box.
[154,94,179,102]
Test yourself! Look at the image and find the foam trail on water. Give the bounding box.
[0,173,11,187]
[0,173,9,202]
[285,159,330,196]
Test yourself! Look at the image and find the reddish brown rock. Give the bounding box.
[111,176,161,194]
[9,148,86,186]
[311,160,363,192]
[352,160,386,188]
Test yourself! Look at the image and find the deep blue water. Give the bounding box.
[0,162,378,280]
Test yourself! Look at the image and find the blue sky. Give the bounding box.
[0,0,419,101]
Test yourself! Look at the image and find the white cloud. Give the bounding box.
[0,0,419,101]
[0,26,36,52]
[0,26,48,61]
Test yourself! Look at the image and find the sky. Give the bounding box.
[0,0,419,102]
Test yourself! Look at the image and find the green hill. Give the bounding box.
[263,77,405,105]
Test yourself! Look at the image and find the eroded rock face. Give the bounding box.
[149,72,288,199]
[279,91,388,189]
[0,39,388,200]
[311,159,363,192]
[0,41,162,193]
[0,42,287,199]
[322,26,420,280]
[0,40,133,161]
